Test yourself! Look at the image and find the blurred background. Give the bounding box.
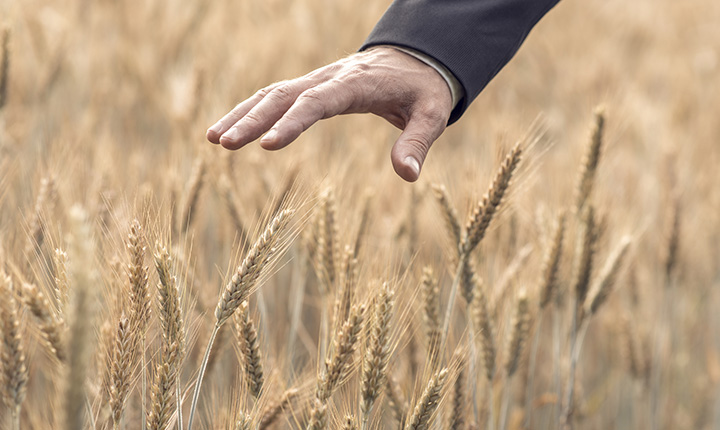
[0,0,719,428]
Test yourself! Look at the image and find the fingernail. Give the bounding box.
[261,129,278,143]
[220,128,239,144]
[208,122,222,134]
[405,156,421,177]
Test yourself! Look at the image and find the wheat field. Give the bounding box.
[0,0,719,429]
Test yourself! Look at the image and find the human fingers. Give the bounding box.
[390,106,448,182]
[259,80,356,150]
[218,81,318,149]
[206,81,284,144]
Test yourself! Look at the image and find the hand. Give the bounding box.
[206,47,453,182]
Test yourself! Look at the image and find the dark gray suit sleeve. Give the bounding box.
[360,0,560,124]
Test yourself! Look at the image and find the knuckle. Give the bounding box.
[242,111,262,127]
[255,86,273,98]
[298,87,326,104]
[268,84,295,102]
[344,64,371,82]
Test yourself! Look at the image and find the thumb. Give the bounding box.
[390,112,447,182]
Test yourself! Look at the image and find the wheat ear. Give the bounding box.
[147,244,185,430]
[0,271,28,430]
[258,388,298,429]
[54,248,70,307]
[574,107,605,214]
[461,143,522,256]
[334,245,358,330]
[449,358,466,430]
[525,213,566,428]
[22,282,66,362]
[109,314,133,429]
[63,206,95,430]
[318,303,365,402]
[573,205,596,310]
[431,183,462,248]
[343,414,358,430]
[179,157,206,234]
[662,196,680,285]
[470,277,495,382]
[235,411,253,430]
[307,398,328,430]
[128,220,151,334]
[405,367,449,430]
[499,291,530,430]
[215,209,294,326]
[504,291,530,378]
[25,176,57,258]
[235,300,265,398]
[385,374,408,427]
[360,283,395,427]
[538,211,567,309]
[188,209,294,430]
[218,174,249,245]
[0,26,10,111]
[421,266,440,350]
[585,236,632,316]
[316,188,337,293]
[352,188,373,257]
[126,219,150,428]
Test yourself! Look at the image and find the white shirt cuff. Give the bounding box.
[381,45,464,110]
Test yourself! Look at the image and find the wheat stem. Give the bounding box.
[187,325,218,430]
